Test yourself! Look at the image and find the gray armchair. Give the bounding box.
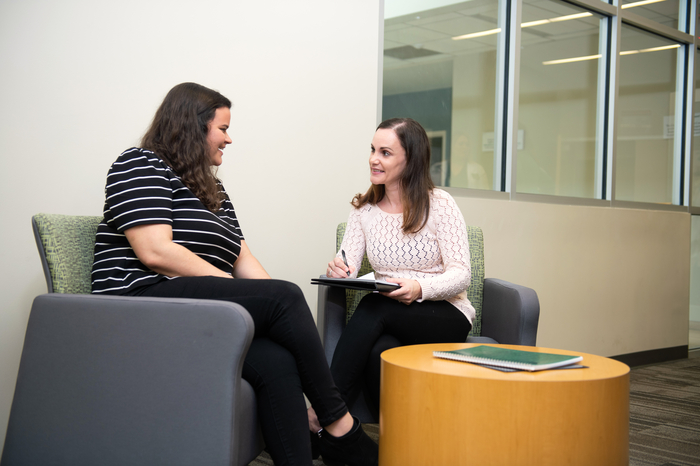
[1,214,263,466]
[316,223,540,422]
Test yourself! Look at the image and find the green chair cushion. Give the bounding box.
[335,222,484,336]
[33,213,102,294]
[465,226,484,337]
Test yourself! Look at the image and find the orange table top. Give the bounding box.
[381,342,630,383]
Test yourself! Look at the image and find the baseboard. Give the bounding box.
[610,345,688,367]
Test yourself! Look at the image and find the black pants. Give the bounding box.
[131,277,347,466]
[330,293,472,413]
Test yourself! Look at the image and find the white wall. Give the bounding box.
[0,0,691,455]
[0,0,380,451]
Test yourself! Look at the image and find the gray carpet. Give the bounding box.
[629,355,700,466]
[249,354,700,465]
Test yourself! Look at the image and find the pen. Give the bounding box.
[341,250,350,276]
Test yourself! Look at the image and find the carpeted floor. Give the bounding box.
[249,354,700,466]
[629,354,700,466]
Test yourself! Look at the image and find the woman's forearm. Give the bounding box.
[415,264,470,301]
[232,241,270,279]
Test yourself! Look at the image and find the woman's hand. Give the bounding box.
[326,257,354,278]
[381,277,422,305]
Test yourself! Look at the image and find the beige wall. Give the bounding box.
[451,194,690,355]
[0,0,691,455]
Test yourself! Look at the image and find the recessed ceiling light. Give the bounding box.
[452,28,501,40]
[522,12,592,28]
[543,54,601,65]
[622,0,666,9]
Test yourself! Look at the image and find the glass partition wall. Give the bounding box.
[382,0,699,348]
[517,0,605,198]
[615,24,680,204]
[383,0,501,190]
[382,0,697,207]
[621,0,682,29]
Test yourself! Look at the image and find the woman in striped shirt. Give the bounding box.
[92,83,377,466]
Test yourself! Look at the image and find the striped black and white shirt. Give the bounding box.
[91,147,244,295]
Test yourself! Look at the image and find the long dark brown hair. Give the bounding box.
[352,118,434,234]
[141,82,231,212]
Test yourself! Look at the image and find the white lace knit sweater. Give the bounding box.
[338,188,475,323]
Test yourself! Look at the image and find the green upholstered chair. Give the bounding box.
[316,222,540,422]
[2,214,263,466]
[32,213,102,293]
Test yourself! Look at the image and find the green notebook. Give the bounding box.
[433,345,583,372]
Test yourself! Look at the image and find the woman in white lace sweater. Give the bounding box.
[313,118,475,424]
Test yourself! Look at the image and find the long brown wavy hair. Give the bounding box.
[141,82,231,212]
[352,118,434,234]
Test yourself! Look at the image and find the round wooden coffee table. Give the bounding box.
[379,343,629,466]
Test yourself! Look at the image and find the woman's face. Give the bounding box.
[369,128,406,189]
[207,107,232,166]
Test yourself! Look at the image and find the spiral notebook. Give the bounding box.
[433,345,583,372]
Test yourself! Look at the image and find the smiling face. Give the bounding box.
[206,107,232,166]
[369,128,407,190]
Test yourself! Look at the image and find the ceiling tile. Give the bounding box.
[384,25,451,44]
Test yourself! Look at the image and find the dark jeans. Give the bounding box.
[131,277,347,466]
[331,293,472,412]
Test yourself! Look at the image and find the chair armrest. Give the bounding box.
[316,277,347,364]
[482,278,540,346]
[3,293,256,466]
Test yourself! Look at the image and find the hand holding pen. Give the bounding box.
[341,250,351,276]
[327,249,352,277]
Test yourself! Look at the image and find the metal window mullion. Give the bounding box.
[595,14,612,200]
[504,0,522,196]
[495,0,521,193]
[607,7,622,202]
[566,0,617,16]
[621,9,694,44]
[684,43,695,206]
[679,0,691,35]
[673,0,695,206]
[674,44,690,205]
[494,0,509,192]
[686,0,698,207]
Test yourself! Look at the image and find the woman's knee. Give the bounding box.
[267,279,307,306]
[243,338,301,388]
[267,279,303,296]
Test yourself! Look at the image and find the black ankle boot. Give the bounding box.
[317,416,378,466]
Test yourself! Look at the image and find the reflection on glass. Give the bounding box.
[517,0,603,198]
[382,0,500,190]
[621,0,681,31]
[615,24,678,204]
[693,48,700,207]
